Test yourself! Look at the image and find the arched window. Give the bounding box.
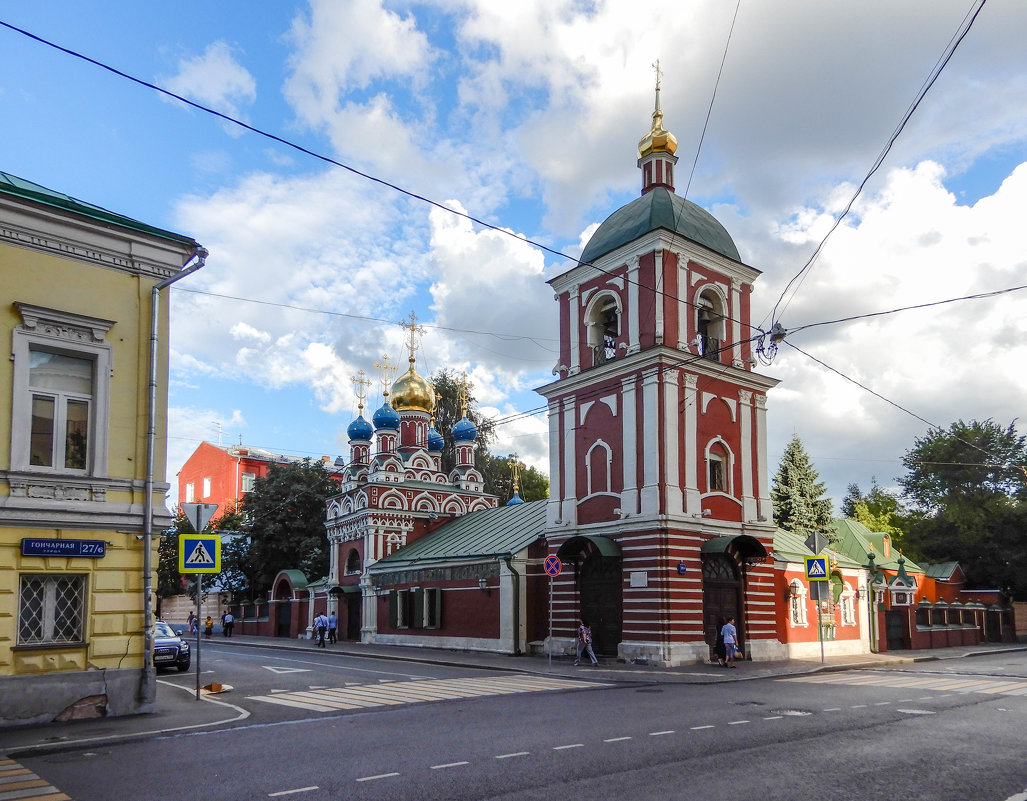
[704,439,733,495]
[585,440,613,496]
[695,289,727,362]
[345,549,361,575]
[840,582,856,626]
[585,294,620,367]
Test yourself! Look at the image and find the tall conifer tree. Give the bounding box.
[771,434,835,541]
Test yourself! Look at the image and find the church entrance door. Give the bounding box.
[702,555,742,659]
[579,552,622,656]
[346,596,362,640]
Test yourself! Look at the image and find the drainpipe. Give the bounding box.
[141,246,208,706]
[503,556,521,656]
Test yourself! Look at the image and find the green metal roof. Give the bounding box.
[772,527,864,569]
[0,170,197,246]
[579,187,740,264]
[921,561,961,580]
[831,518,923,573]
[374,499,546,568]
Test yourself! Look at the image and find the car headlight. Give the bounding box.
[180,641,190,653]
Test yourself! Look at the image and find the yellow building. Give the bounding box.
[0,172,203,725]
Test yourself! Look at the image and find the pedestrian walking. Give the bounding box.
[313,612,328,647]
[574,619,598,666]
[721,616,740,667]
[223,611,234,638]
[713,617,727,666]
[187,611,195,635]
[327,611,338,644]
[203,615,213,639]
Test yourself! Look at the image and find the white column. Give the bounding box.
[677,252,690,350]
[654,249,665,346]
[640,370,661,515]
[663,370,683,515]
[683,374,700,515]
[738,390,756,520]
[627,257,640,354]
[360,574,376,641]
[731,279,743,366]
[547,399,562,527]
[754,394,771,521]
[569,288,580,375]
[562,398,577,525]
[620,375,639,516]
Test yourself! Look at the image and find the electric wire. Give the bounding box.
[768,0,988,328]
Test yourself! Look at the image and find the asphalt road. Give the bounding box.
[17,650,1027,801]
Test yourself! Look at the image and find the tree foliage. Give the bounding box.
[771,434,835,541]
[898,419,1027,599]
[480,454,549,504]
[841,477,910,545]
[240,459,340,596]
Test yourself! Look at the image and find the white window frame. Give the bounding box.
[240,472,256,493]
[789,579,808,627]
[202,477,212,498]
[10,303,114,477]
[840,582,856,626]
[185,482,195,503]
[17,573,87,645]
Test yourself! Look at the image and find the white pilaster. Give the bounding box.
[547,399,562,527]
[569,288,580,375]
[731,279,743,366]
[663,370,683,515]
[683,374,700,515]
[562,398,577,524]
[627,257,640,354]
[640,370,661,514]
[739,390,757,520]
[620,375,639,516]
[654,249,664,345]
[677,252,689,350]
[754,394,771,521]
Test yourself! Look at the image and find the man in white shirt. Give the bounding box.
[314,613,329,648]
[721,616,739,667]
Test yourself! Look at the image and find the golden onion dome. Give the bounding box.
[390,359,435,414]
[638,105,678,159]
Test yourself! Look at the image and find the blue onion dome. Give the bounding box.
[372,401,400,430]
[506,492,524,506]
[427,424,444,452]
[347,414,373,441]
[452,416,477,442]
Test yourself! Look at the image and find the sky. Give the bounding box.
[2,0,1025,512]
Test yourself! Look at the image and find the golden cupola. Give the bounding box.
[637,82,678,158]
[636,63,679,196]
[391,356,435,413]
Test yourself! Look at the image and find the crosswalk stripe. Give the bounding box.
[779,673,1027,697]
[249,674,608,714]
[0,757,70,801]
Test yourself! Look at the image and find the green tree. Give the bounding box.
[771,434,835,542]
[241,459,340,596]
[898,419,1027,599]
[841,477,909,545]
[479,454,549,504]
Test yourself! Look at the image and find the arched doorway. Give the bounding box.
[557,535,622,657]
[701,535,767,659]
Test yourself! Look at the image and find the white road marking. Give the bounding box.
[495,752,530,759]
[727,720,749,725]
[269,787,319,797]
[874,702,891,706]
[431,762,469,770]
[999,789,1027,801]
[897,709,935,715]
[850,704,867,708]
[554,744,584,750]
[649,730,674,736]
[823,707,841,712]
[262,666,311,674]
[690,725,715,730]
[356,773,399,782]
[763,716,783,720]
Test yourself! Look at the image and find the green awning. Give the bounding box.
[701,535,768,560]
[556,535,621,559]
[329,585,361,595]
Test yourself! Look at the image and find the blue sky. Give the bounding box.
[2,0,1026,510]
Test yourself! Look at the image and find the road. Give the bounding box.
[12,646,1027,801]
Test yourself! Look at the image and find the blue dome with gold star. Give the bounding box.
[452,416,477,442]
[347,414,373,441]
[372,401,400,430]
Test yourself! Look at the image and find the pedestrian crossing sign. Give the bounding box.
[178,534,221,574]
[804,555,829,581]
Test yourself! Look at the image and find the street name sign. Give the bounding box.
[21,538,106,558]
[804,555,829,581]
[178,535,221,574]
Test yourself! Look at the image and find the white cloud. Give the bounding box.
[161,41,257,135]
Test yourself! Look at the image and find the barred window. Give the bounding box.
[18,574,86,644]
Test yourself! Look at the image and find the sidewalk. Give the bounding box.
[2,636,1023,757]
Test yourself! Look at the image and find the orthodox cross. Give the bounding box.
[458,371,470,417]
[350,369,372,414]
[374,354,397,398]
[399,310,426,365]
[652,58,662,92]
[509,453,520,495]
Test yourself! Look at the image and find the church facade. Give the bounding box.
[536,83,782,665]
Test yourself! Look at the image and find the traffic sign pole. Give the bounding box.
[543,555,562,672]
[195,573,202,700]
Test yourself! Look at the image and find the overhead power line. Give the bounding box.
[768,0,989,328]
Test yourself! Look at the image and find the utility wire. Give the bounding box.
[768,0,988,328]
